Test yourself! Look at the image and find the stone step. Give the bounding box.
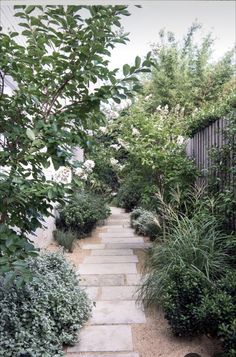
[84,255,138,264]
[99,232,136,238]
[108,214,129,219]
[103,227,134,233]
[78,263,137,275]
[80,274,125,287]
[106,220,130,226]
[105,243,149,249]
[90,300,146,324]
[91,249,134,256]
[67,352,139,357]
[81,244,105,250]
[110,207,125,214]
[126,274,142,286]
[100,286,137,300]
[83,286,99,300]
[102,225,130,230]
[101,237,143,244]
[66,325,133,352]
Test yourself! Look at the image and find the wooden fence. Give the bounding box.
[186,117,236,231]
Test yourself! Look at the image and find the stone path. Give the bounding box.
[66,207,148,357]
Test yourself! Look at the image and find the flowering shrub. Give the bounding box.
[0,253,92,356]
[56,191,110,236]
[74,160,95,181]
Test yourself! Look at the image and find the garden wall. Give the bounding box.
[28,147,84,248]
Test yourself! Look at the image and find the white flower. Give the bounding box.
[74,167,84,177]
[117,138,129,149]
[145,94,152,100]
[111,192,117,196]
[83,160,95,172]
[156,105,162,112]
[54,166,72,184]
[132,127,140,136]
[110,144,121,151]
[86,130,93,136]
[110,158,119,165]
[177,135,184,145]
[81,173,88,181]
[99,126,107,134]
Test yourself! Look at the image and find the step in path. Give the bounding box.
[66,207,147,356]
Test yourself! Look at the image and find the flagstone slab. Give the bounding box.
[100,286,137,300]
[105,243,149,249]
[126,274,142,286]
[101,237,143,244]
[84,255,138,264]
[91,249,134,256]
[104,227,134,233]
[99,232,135,238]
[102,225,130,230]
[81,244,105,250]
[83,287,99,301]
[78,263,137,275]
[68,353,139,357]
[80,274,125,286]
[90,301,146,324]
[67,325,133,352]
[107,220,130,226]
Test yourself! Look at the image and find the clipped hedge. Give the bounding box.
[0,253,92,357]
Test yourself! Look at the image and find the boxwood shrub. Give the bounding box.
[0,253,92,357]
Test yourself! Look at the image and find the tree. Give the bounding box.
[0,5,152,276]
[148,24,234,114]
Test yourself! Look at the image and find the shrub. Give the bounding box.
[54,229,77,252]
[162,266,211,337]
[116,176,144,211]
[131,208,160,240]
[0,252,92,357]
[196,271,236,357]
[56,191,110,237]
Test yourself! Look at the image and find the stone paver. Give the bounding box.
[82,244,105,250]
[67,325,133,352]
[84,255,138,264]
[105,242,149,249]
[100,286,137,300]
[99,232,135,238]
[91,301,146,324]
[126,274,142,286]
[83,287,99,300]
[78,263,137,275]
[69,352,139,357]
[101,237,143,244]
[106,219,130,226]
[80,274,125,286]
[91,249,133,256]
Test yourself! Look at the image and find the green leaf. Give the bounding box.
[26,128,35,141]
[10,32,19,38]
[135,56,141,68]
[123,64,130,76]
[25,6,35,14]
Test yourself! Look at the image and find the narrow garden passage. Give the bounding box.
[66,206,148,355]
[64,207,217,357]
